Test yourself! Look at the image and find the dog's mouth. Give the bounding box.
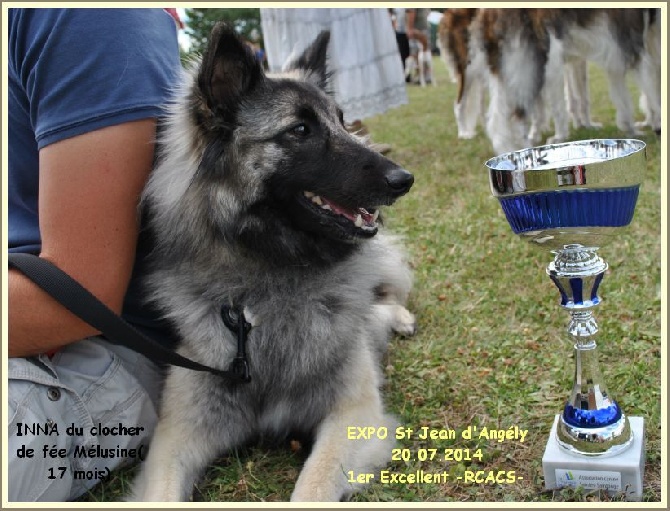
[300,190,380,238]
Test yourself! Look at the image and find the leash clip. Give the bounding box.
[221,304,252,383]
[230,356,251,382]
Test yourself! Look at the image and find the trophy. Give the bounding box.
[485,139,646,500]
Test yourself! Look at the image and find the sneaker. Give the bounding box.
[346,120,369,136]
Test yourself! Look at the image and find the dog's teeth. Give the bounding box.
[321,204,332,211]
[312,195,323,206]
[372,210,380,222]
[304,191,315,198]
[354,214,363,228]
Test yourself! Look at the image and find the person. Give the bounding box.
[390,8,411,81]
[7,8,181,501]
[260,8,408,153]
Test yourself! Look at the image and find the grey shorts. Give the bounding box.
[8,337,163,501]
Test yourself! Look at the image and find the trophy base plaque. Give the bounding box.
[542,415,645,501]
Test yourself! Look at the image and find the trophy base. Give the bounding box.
[542,415,645,501]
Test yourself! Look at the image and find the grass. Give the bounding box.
[80,59,663,503]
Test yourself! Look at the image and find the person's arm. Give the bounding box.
[8,119,157,358]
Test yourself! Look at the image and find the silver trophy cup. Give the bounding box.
[485,139,646,499]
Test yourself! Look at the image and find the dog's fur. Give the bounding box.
[128,24,416,502]
[440,8,662,154]
[559,9,662,136]
[438,8,487,139]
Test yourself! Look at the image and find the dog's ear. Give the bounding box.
[198,22,263,119]
[285,31,331,90]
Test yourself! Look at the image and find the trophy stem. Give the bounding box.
[547,245,633,456]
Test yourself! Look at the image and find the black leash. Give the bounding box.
[9,253,251,383]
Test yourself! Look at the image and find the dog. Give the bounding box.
[127,23,416,502]
[406,37,436,87]
[482,8,661,154]
[438,8,487,139]
[441,9,661,154]
[560,8,661,136]
[635,8,662,134]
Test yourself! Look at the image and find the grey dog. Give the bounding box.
[129,23,416,502]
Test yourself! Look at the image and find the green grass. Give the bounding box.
[80,59,663,503]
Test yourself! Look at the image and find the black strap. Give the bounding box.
[9,252,248,382]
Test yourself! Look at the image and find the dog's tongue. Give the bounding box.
[320,197,374,224]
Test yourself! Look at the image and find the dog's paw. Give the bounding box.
[619,123,645,137]
[392,306,417,337]
[583,120,603,129]
[458,131,477,140]
[546,134,567,145]
[526,132,543,146]
[291,479,345,502]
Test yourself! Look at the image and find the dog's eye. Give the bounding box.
[291,123,310,137]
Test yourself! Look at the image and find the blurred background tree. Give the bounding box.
[184,8,262,56]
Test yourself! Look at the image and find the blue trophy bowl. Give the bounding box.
[485,139,646,248]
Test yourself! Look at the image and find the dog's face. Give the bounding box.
[187,23,413,264]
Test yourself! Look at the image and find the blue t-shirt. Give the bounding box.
[8,8,182,345]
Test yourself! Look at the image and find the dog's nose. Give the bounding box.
[386,167,414,195]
